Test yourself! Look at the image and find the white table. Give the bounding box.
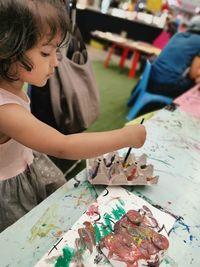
[0,107,200,267]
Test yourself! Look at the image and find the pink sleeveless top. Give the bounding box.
[0,88,34,180]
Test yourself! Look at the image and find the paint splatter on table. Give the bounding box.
[0,108,200,267]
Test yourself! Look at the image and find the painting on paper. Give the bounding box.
[35,187,176,267]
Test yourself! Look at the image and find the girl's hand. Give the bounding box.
[124,124,146,148]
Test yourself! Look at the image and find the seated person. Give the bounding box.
[148,16,200,98]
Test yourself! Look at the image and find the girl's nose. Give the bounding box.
[50,52,59,68]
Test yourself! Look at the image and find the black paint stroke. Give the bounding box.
[100,222,114,233]
[73,176,81,188]
[48,237,63,256]
[91,161,101,179]
[152,204,182,221]
[102,188,109,197]
[105,154,116,167]
[158,224,169,236]
[94,212,101,222]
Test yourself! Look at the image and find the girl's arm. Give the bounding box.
[0,104,146,159]
[189,56,200,83]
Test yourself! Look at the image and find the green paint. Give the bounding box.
[162,256,178,266]
[55,246,75,267]
[162,258,171,265]
[100,223,112,237]
[76,236,86,254]
[94,224,101,244]
[82,181,98,199]
[54,202,126,266]
[111,204,126,220]
[103,213,113,231]
[118,198,125,206]
[103,203,125,233]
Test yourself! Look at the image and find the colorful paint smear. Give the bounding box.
[35,187,176,267]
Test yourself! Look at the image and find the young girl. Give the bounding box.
[0,0,146,232]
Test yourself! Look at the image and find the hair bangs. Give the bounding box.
[30,0,70,46]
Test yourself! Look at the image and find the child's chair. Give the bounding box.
[126,60,173,121]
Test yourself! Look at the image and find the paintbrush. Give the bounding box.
[123,118,144,167]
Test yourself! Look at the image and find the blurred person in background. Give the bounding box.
[147,15,200,98]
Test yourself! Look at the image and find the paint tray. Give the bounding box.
[86,152,159,185]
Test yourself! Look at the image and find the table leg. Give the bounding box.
[129,50,140,79]
[119,47,129,69]
[104,43,116,68]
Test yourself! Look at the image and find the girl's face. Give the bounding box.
[16,35,62,87]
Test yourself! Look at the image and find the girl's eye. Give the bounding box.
[41,52,50,57]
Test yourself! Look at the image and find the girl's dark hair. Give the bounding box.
[0,0,70,81]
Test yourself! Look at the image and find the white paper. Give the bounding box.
[35,187,176,267]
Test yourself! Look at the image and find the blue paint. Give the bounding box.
[179,220,190,234]
[174,219,200,244]
[172,218,190,234]
[148,156,171,166]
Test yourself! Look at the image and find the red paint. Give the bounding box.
[100,207,169,266]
